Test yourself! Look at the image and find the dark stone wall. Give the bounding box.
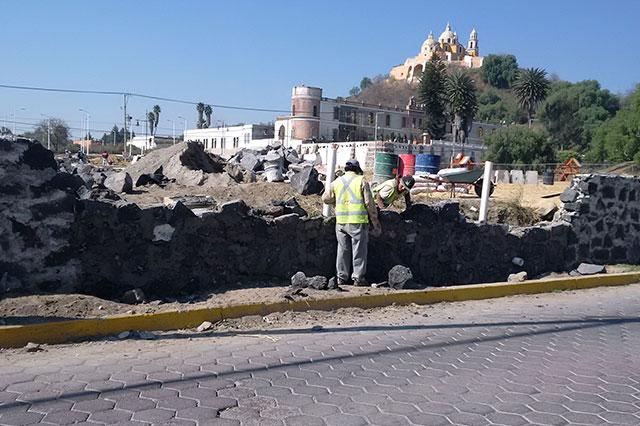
[558,174,640,266]
[2,139,636,300]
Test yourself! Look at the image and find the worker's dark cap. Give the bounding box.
[401,175,415,189]
[345,159,363,173]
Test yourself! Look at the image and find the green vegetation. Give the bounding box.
[417,55,447,139]
[445,70,478,143]
[513,67,550,127]
[22,118,70,152]
[481,54,519,89]
[539,80,619,152]
[196,102,206,129]
[484,126,555,165]
[152,104,161,135]
[588,85,640,164]
[349,55,639,166]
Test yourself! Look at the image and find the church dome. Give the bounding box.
[438,22,456,44]
[421,32,437,54]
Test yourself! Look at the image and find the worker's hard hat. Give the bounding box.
[401,175,415,189]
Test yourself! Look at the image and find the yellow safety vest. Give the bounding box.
[333,172,369,224]
[372,179,399,208]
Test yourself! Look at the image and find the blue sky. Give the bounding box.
[2,0,639,139]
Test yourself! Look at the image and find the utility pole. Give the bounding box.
[123,94,128,156]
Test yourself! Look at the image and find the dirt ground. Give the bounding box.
[1,265,637,327]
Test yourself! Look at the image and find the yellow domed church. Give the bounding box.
[390,23,483,82]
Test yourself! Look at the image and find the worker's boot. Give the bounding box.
[353,278,369,287]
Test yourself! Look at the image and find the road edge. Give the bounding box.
[2,272,639,348]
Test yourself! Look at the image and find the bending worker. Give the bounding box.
[373,175,415,210]
[322,159,381,287]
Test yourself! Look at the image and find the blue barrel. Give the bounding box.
[415,154,441,175]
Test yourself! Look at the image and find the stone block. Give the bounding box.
[510,170,524,184]
[494,170,510,184]
[290,167,323,195]
[576,263,605,275]
[524,171,538,185]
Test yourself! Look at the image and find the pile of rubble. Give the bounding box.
[225,143,324,195]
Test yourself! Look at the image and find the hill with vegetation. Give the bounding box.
[346,54,637,165]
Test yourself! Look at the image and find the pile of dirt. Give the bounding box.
[126,142,233,187]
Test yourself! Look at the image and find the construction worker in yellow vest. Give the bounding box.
[322,159,381,287]
[372,175,415,210]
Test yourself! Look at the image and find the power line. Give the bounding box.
[0,83,289,113]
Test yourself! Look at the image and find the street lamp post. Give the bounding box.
[40,114,51,150]
[166,119,176,145]
[79,109,90,155]
[177,116,187,142]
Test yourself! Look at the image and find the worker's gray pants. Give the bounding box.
[335,223,369,282]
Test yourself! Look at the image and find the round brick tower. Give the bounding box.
[291,85,321,140]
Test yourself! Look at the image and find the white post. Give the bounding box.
[86,114,90,156]
[478,161,494,224]
[322,144,338,217]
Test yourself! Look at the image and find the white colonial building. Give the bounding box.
[184,124,274,156]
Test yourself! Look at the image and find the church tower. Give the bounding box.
[467,28,478,56]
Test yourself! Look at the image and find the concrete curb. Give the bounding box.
[1,272,639,348]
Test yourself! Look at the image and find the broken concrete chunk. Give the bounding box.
[388,265,413,290]
[104,171,133,194]
[576,263,606,275]
[153,224,175,242]
[196,321,213,332]
[327,276,338,290]
[240,152,262,172]
[290,166,323,195]
[24,342,43,352]
[508,271,528,282]
[122,288,145,304]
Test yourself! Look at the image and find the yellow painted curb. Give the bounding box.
[1,272,639,349]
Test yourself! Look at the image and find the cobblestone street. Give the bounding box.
[1,284,640,425]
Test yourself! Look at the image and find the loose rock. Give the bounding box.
[197,321,213,332]
[388,265,413,290]
[576,263,606,275]
[122,288,145,304]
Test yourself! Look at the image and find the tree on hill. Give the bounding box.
[513,67,550,127]
[360,77,373,91]
[485,126,556,165]
[349,86,361,97]
[588,84,640,164]
[23,119,70,152]
[476,89,525,125]
[417,55,447,139]
[445,70,478,144]
[481,54,519,89]
[539,80,619,152]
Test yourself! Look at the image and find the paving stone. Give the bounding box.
[283,415,326,426]
[0,411,45,425]
[406,412,451,426]
[42,410,89,425]
[174,406,219,422]
[115,397,157,412]
[88,409,133,424]
[323,413,367,426]
[131,408,176,423]
[73,398,115,413]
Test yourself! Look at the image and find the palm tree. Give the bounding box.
[445,70,478,145]
[204,105,212,128]
[152,105,161,135]
[146,111,156,136]
[196,102,205,129]
[513,67,549,128]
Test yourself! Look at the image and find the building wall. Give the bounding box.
[184,124,273,157]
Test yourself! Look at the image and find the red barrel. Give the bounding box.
[398,154,416,177]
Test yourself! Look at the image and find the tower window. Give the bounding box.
[333,107,339,120]
[292,105,296,116]
[313,106,318,117]
[385,114,390,126]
